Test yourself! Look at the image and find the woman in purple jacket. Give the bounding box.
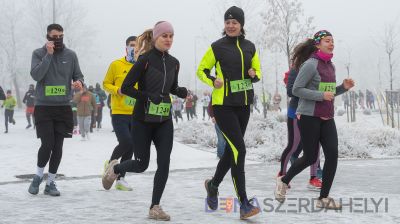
[275,30,355,209]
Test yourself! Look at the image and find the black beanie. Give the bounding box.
[224,6,245,27]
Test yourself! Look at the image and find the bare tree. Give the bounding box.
[383,22,399,92]
[0,1,25,108]
[382,21,399,128]
[28,0,95,57]
[261,0,314,68]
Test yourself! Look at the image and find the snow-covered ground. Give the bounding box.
[0,108,399,223]
[175,108,400,162]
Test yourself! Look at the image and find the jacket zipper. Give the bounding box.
[161,53,167,122]
[236,37,247,105]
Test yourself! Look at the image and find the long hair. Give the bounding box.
[135,29,153,59]
[291,38,317,72]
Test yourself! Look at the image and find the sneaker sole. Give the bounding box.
[240,207,260,220]
[102,160,119,190]
[204,180,217,210]
[115,184,133,191]
[307,184,321,191]
[44,191,60,196]
[148,215,170,221]
[28,187,39,195]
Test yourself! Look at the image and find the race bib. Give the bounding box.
[45,86,66,96]
[319,82,336,94]
[230,79,253,93]
[148,102,171,116]
[125,96,136,107]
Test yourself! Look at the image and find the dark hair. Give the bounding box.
[6,90,11,94]
[125,36,137,46]
[47,24,64,33]
[291,38,317,72]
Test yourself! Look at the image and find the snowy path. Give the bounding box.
[0,159,399,223]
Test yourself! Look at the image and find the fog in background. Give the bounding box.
[0,0,399,103]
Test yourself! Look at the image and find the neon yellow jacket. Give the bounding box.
[103,57,137,115]
[197,36,261,106]
[2,96,16,110]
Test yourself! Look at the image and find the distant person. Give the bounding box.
[73,85,97,140]
[23,84,35,129]
[0,86,5,100]
[2,90,17,133]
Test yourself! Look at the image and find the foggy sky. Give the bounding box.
[2,0,400,95]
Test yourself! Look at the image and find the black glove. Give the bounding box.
[148,93,163,105]
[175,87,188,98]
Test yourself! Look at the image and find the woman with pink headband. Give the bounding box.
[102,21,188,221]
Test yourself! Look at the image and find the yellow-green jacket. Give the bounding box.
[197,35,261,106]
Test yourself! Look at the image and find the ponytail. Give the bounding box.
[291,38,317,72]
[135,29,154,59]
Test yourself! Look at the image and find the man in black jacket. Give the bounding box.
[23,84,35,129]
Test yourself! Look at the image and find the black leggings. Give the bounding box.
[110,115,134,178]
[114,119,173,207]
[211,105,250,204]
[96,105,103,126]
[4,109,14,131]
[37,132,64,174]
[282,115,338,199]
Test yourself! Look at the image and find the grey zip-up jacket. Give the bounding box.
[30,46,84,106]
[292,54,347,118]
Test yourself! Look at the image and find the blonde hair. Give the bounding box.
[135,29,153,59]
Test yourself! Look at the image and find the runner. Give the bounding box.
[28,24,84,196]
[197,6,262,219]
[279,40,325,191]
[2,90,16,133]
[102,21,188,221]
[94,83,107,129]
[274,30,355,209]
[172,96,184,123]
[102,35,137,191]
[23,84,36,129]
[73,85,97,140]
[88,85,98,133]
[201,91,211,120]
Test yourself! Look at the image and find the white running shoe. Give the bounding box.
[115,177,133,191]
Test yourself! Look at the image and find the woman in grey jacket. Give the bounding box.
[275,30,354,209]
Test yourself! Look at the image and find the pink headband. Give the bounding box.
[152,21,174,41]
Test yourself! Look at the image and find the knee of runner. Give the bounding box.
[307,155,319,166]
[137,160,150,172]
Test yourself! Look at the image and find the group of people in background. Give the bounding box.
[342,89,376,110]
